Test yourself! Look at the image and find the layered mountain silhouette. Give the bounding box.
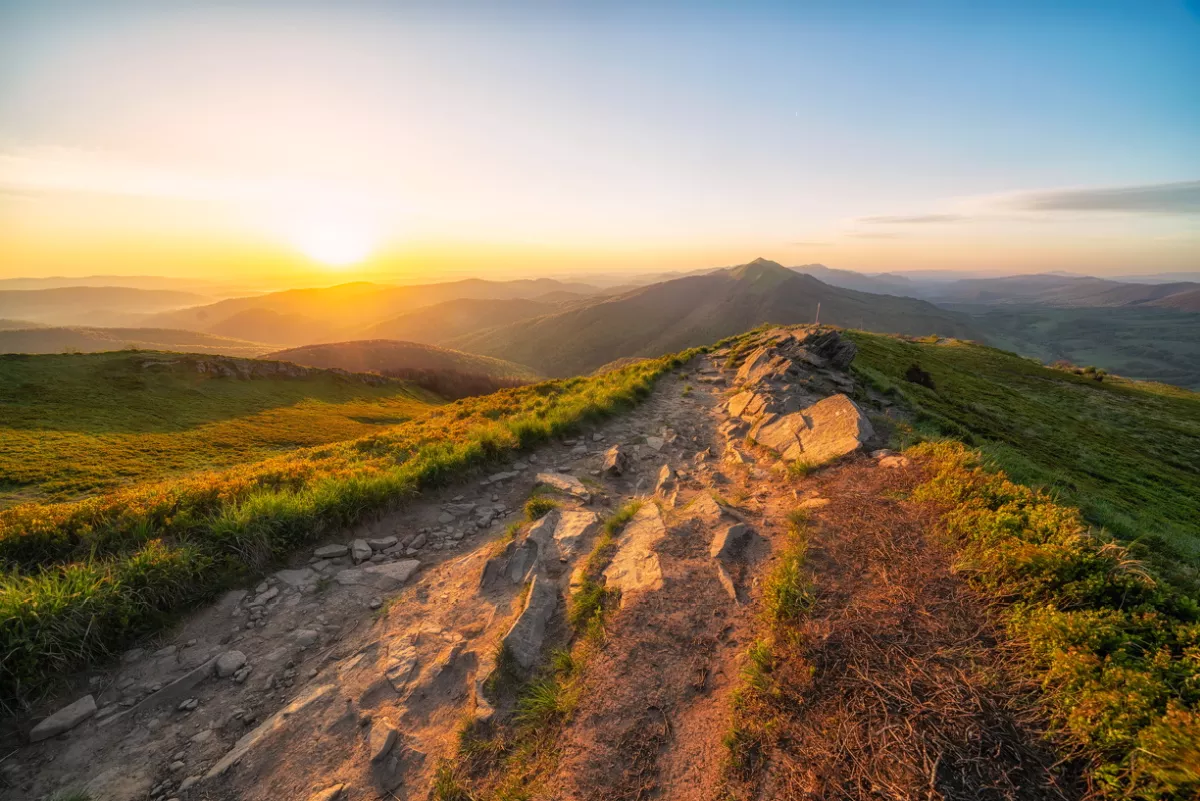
[927,273,1200,310]
[452,258,979,376]
[148,278,602,338]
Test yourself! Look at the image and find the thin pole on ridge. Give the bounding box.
[815,302,821,326]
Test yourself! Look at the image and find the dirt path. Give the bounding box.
[6,328,1082,801]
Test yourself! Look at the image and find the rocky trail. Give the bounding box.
[5,327,1076,801]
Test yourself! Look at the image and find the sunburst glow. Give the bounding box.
[288,221,376,269]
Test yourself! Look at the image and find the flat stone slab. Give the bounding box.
[314,544,349,559]
[29,694,97,741]
[101,658,217,726]
[335,560,421,591]
[205,683,336,779]
[535,472,591,502]
[274,567,315,587]
[604,503,667,605]
[681,493,728,525]
[551,509,600,561]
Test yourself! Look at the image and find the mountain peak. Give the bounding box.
[728,257,792,282]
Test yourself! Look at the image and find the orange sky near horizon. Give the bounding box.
[1,3,1197,283]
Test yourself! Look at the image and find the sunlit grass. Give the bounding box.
[0,349,699,710]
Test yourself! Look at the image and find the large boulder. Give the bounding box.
[749,394,873,467]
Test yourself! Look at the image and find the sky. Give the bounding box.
[1,0,1198,283]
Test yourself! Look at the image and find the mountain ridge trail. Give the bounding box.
[7,327,1081,801]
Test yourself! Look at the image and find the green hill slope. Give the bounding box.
[0,351,693,706]
[848,331,1200,573]
[0,351,437,504]
[266,339,541,381]
[0,326,275,357]
[455,258,979,376]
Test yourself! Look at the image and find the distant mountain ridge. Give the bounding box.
[0,327,273,357]
[0,286,211,327]
[147,277,604,341]
[930,273,1200,310]
[453,258,979,376]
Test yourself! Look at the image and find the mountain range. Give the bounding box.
[452,259,978,376]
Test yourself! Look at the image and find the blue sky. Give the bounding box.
[0,0,1197,279]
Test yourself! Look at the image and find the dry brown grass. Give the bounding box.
[727,457,1085,801]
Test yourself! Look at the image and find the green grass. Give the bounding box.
[847,331,1200,577]
[568,500,643,628]
[723,508,810,784]
[761,510,813,627]
[0,351,438,504]
[956,305,1200,391]
[0,349,699,710]
[522,496,559,521]
[910,441,1200,800]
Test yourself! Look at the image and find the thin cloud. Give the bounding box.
[856,213,966,224]
[788,241,834,247]
[1005,180,1200,214]
[846,232,903,239]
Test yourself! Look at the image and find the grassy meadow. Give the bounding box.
[0,349,697,709]
[848,332,1200,581]
[0,351,439,504]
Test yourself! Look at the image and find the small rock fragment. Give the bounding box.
[308,785,345,801]
[709,523,754,561]
[215,650,247,678]
[368,720,398,762]
[294,629,319,648]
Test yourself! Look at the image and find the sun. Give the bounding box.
[291,223,375,268]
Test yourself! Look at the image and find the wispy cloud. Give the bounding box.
[1003,180,1200,214]
[846,232,903,239]
[856,213,966,224]
[788,241,834,247]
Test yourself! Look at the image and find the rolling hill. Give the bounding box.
[0,326,275,357]
[360,297,557,344]
[0,350,436,504]
[205,308,336,346]
[453,258,979,376]
[266,339,541,381]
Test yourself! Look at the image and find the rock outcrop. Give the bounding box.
[501,575,558,669]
